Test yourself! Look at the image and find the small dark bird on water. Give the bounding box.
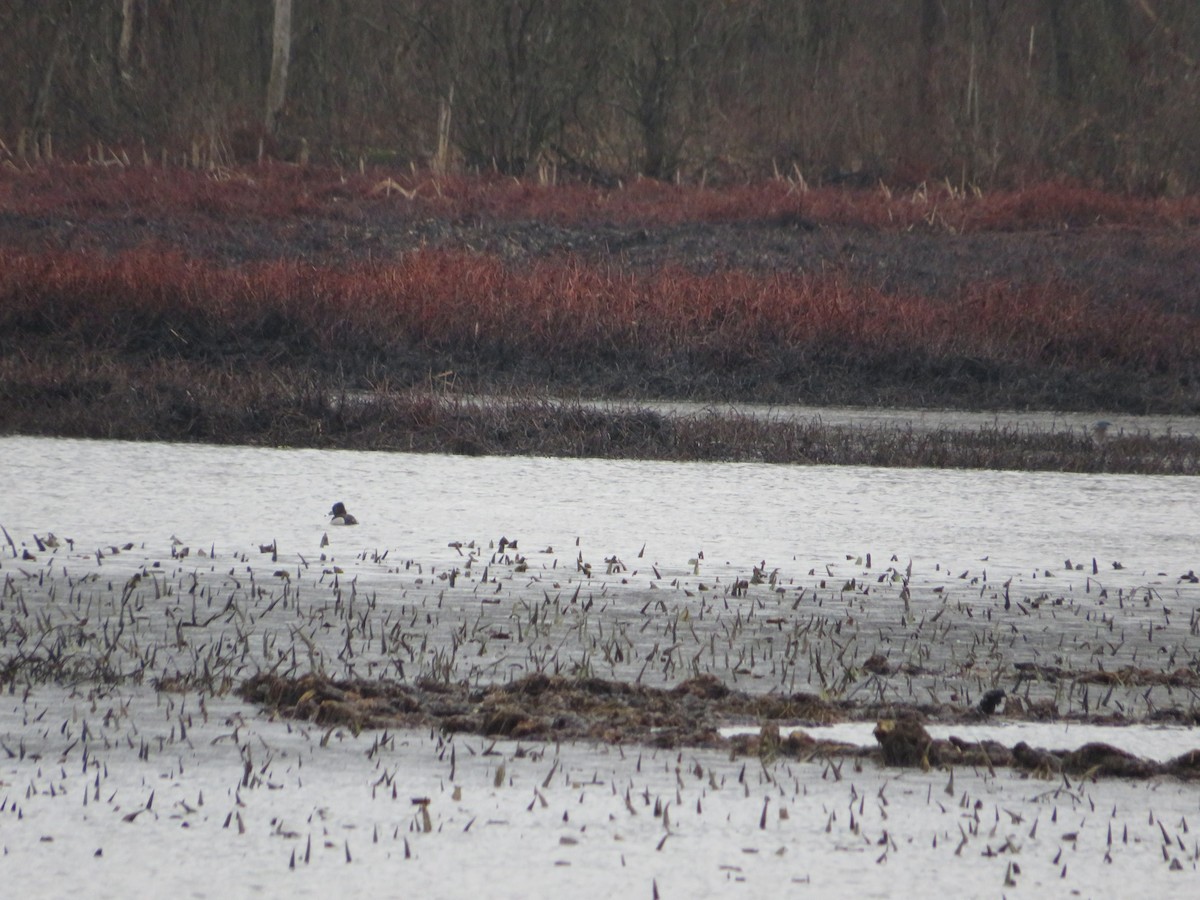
[329,502,358,525]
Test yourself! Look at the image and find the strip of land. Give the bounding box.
[2,167,1199,470]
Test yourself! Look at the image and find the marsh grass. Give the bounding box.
[2,245,1197,414]
[4,165,1199,443]
[1,360,1195,473]
[4,502,1200,765]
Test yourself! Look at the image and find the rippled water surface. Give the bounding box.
[4,436,1198,576]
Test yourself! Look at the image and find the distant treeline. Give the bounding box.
[3,1,1199,191]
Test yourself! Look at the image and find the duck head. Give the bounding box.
[329,502,358,525]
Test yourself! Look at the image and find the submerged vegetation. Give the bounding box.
[4,504,1200,772]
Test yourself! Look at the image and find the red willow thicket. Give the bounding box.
[1,246,1194,379]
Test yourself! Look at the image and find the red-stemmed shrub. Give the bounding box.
[2,246,1194,383]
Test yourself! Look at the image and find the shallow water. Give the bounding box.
[4,435,1198,575]
[3,436,1200,896]
[434,392,1200,439]
[4,434,1199,702]
[582,398,1200,440]
[4,685,1199,899]
[720,721,1200,763]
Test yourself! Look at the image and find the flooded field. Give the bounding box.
[5,685,1200,899]
[2,435,1199,895]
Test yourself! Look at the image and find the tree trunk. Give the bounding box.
[31,17,69,134]
[917,0,942,119]
[118,0,136,84]
[265,0,293,134]
[1046,0,1075,102]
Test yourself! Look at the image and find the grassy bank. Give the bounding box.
[1,361,1196,473]
[3,167,1200,458]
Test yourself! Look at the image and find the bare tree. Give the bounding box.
[117,0,137,84]
[0,0,1197,189]
[417,0,607,174]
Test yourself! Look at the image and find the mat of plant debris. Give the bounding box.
[237,671,1200,781]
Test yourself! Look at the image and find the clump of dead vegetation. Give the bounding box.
[236,671,1200,780]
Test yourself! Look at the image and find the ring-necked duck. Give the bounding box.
[330,502,359,525]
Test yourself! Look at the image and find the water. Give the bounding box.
[581,397,1200,439]
[4,435,1198,577]
[3,435,1200,897]
[7,685,1197,899]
